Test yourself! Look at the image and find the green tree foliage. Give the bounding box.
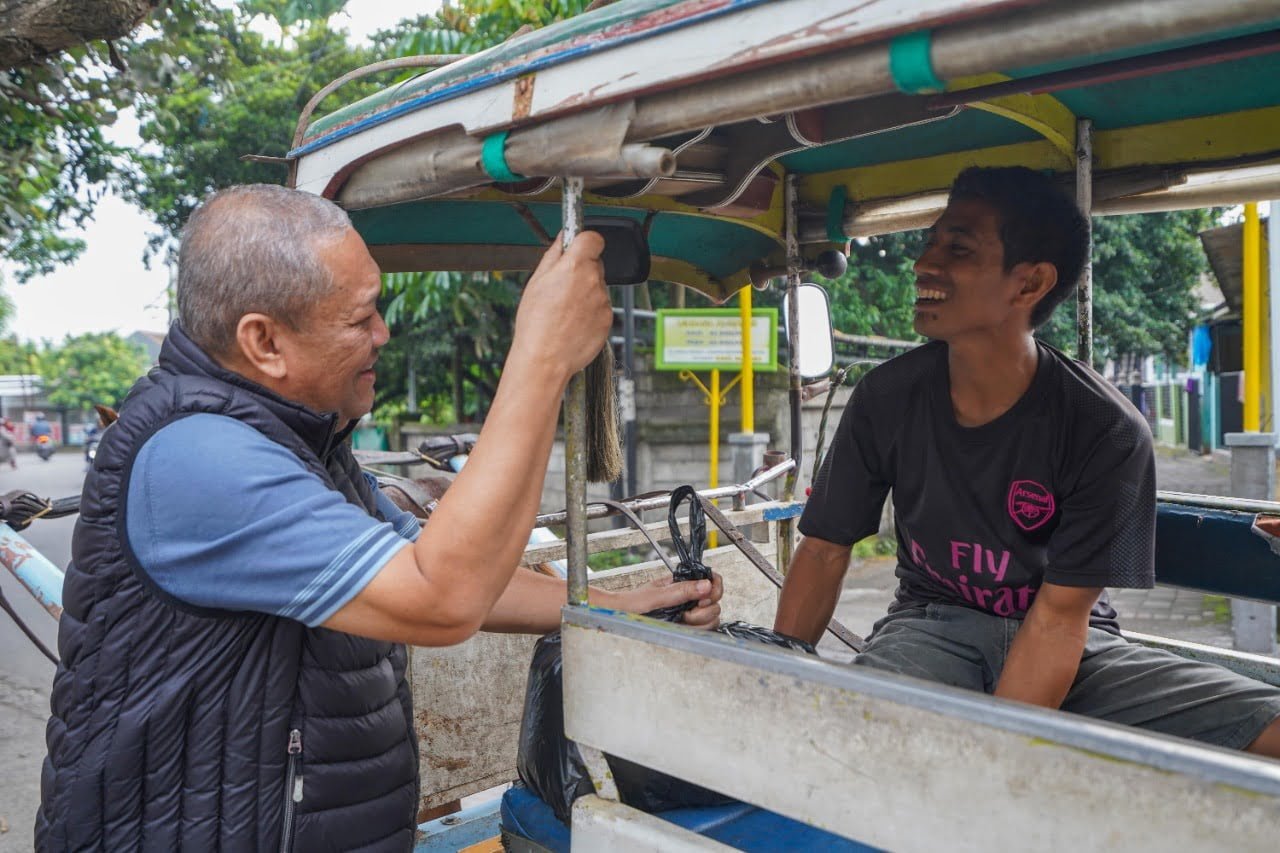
[370,0,588,422]
[815,231,927,342]
[124,0,375,250]
[0,336,40,375]
[816,210,1212,365]
[393,0,588,55]
[0,0,213,280]
[2,42,120,280]
[38,332,149,410]
[1037,209,1215,364]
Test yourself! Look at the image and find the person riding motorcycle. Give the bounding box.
[31,414,54,461]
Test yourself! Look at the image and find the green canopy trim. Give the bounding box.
[349,197,782,303]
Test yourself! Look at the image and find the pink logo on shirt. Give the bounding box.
[1007,479,1055,531]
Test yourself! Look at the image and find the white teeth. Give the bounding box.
[916,288,947,301]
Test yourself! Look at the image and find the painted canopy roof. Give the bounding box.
[287,0,1280,302]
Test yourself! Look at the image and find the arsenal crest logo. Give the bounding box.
[1007,479,1055,532]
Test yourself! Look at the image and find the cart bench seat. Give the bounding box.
[499,783,876,852]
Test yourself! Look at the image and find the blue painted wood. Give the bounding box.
[500,784,879,852]
[415,800,502,852]
[1155,503,1280,603]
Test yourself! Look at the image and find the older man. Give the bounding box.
[38,185,721,852]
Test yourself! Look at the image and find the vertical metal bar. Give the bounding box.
[709,369,721,493]
[739,285,754,433]
[1269,205,1280,434]
[1075,118,1094,367]
[1244,202,1262,432]
[622,285,638,498]
[709,368,720,549]
[562,177,589,606]
[781,173,802,572]
[1224,432,1278,654]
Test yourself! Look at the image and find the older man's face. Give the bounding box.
[282,227,389,423]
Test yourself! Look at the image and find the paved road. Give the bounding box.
[0,452,82,850]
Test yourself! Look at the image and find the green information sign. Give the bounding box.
[655,308,778,372]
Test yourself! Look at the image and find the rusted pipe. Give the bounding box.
[926,29,1280,112]
[562,177,590,607]
[1076,118,1094,367]
[0,523,64,620]
[628,0,1280,144]
[535,458,796,528]
[780,174,802,573]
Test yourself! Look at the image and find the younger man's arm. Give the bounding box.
[774,536,853,647]
[993,581,1100,708]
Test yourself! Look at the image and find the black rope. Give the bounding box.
[0,583,58,664]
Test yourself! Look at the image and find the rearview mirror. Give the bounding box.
[785,283,835,380]
[583,215,650,286]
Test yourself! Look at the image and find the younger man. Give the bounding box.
[776,167,1280,756]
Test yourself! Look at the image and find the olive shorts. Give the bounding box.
[854,603,1280,750]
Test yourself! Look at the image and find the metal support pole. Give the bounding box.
[739,285,754,433]
[406,353,418,415]
[1269,204,1280,435]
[709,368,720,548]
[1075,118,1094,367]
[562,177,590,606]
[0,523,65,620]
[1224,432,1278,655]
[780,173,802,572]
[1244,203,1262,432]
[621,285,638,498]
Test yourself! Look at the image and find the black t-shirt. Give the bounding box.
[799,340,1155,633]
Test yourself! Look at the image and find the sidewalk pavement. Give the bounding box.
[829,558,1237,653]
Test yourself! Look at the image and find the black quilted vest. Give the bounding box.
[37,324,419,852]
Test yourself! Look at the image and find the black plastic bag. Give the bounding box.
[515,632,731,823]
[515,485,816,823]
[716,620,816,654]
[645,484,714,622]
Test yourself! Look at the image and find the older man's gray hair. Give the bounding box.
[177,184,354,356]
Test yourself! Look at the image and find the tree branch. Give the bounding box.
[0,78,61,117]
[0,0,160,70]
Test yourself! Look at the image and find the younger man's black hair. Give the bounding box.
[947,166,1089,327]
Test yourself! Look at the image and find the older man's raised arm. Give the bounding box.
[324,233,613,645]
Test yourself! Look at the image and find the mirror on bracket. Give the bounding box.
[784,283,836,380]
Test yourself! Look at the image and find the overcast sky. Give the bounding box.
[3,1,442,343]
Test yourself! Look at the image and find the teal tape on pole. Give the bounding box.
[888,30,944,94]
[481,130,525,182]
[826,185,849,243]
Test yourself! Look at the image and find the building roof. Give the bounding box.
[1199,216,1269,318]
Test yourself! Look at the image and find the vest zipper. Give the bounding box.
[279,728,304,853]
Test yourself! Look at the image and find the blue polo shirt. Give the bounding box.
[125,413,421,627]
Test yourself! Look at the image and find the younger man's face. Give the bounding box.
[912,197,1033,342]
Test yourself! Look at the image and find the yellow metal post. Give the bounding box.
[739,286,754,433]
[1244,203,1262,431]
[709,369,721,490]
[709,368,720,547]
[1260,225,1272,431]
